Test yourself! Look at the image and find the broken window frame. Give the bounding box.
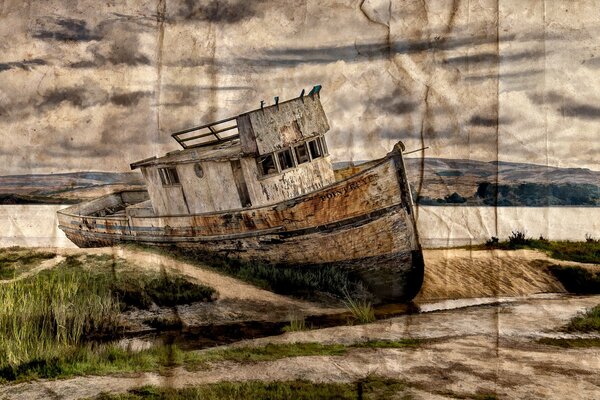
[277,148,296,171]
[294,142,310,164]
[257,154,278,177]
[308,137,324,159]
[319,136,329,155]
[158,166,181,186]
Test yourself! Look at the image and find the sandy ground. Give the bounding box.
[416,248,586,300]
[1,247,599,399]
[1,294,599,400]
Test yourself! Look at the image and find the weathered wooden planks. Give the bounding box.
[57,145,424,302]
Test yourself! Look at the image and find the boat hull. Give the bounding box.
[58,144,424,303]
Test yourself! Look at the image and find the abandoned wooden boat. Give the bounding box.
[57,86,424,302]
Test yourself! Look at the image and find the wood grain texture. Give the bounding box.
[58,146,423,302]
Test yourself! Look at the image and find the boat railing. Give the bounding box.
[171,115,239,149]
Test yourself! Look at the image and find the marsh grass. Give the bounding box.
[129,244,368,301]
[187,342,347,369]
[0,253,215,380]
[343,292,376,324]
[0,247,56,280]
[0,263,121,372]
[353,339,422,349]
[563,304,600,332]
[1,338,424,383]
[282,315,308,333]
[0,343,195,383]
[93,376,415,400]
[478,234,600,264]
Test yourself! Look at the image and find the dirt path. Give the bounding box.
[0,255,64,284]
[2,294,599,400]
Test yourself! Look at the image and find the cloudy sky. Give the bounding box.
[0,0,599,174]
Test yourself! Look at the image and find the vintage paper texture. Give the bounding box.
[1,0,600,398]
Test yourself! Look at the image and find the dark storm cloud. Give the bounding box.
[171,0,265,23]
[442,50,545,66]
[529,91,600,120]
[528,90,566,105]
[257,31,527,66]
[469,115,497,127]
[468,115,512,127]
[36,87,109,111]
[109,91,154,107]
[32,16,152,68]
[33,17,102,42]
[0,84,154,122]
[0,59,47,73]
[36,86,152,111]
[169,32,549,71]
[463,69,542,82]
[372,88,418,115]
[70,35,151,68]
[379,126,497,147]
[559,103,600,120]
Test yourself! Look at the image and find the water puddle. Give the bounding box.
[416,293,566,313]
[109,293,591,352]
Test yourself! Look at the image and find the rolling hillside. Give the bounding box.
[1,158,598,205]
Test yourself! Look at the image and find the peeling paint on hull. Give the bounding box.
[58,145,424,302]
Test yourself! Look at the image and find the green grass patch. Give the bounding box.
[547,265,600,294]
[0,342,198,383]
[0,247,56,279]
[0,254,215,381]
[353,339,422,349]
[344,295,376,324]
[93,376,414,400]
[129,245,368,301]
[477,235,600,264]
[55,254,216,310]
[537,337,600,348]
[190,340,425,369]
[282,315,308,333]
[1,338,424,383]
[188,342,348,368]
[563,304,600,332]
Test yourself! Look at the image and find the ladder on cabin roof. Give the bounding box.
[171,115,239,149]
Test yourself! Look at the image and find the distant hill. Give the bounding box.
[0,172,144,204]
[1,158,598,206]
[402,158,600,206]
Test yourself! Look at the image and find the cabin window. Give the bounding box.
[320,136,329,155]
[294,143,310,164]
[257,154,277,176]
[194,163,204,178]
[308,138,324,159]
[277,148,295,171]
[158,167,180,186]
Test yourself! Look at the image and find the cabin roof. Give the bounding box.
[130,85,326,170]
[130,139,242,170]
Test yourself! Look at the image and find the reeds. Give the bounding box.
[0,262,120,370]
[343,291,376,324]
[143,245,369,300]
[282,315,308,333]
